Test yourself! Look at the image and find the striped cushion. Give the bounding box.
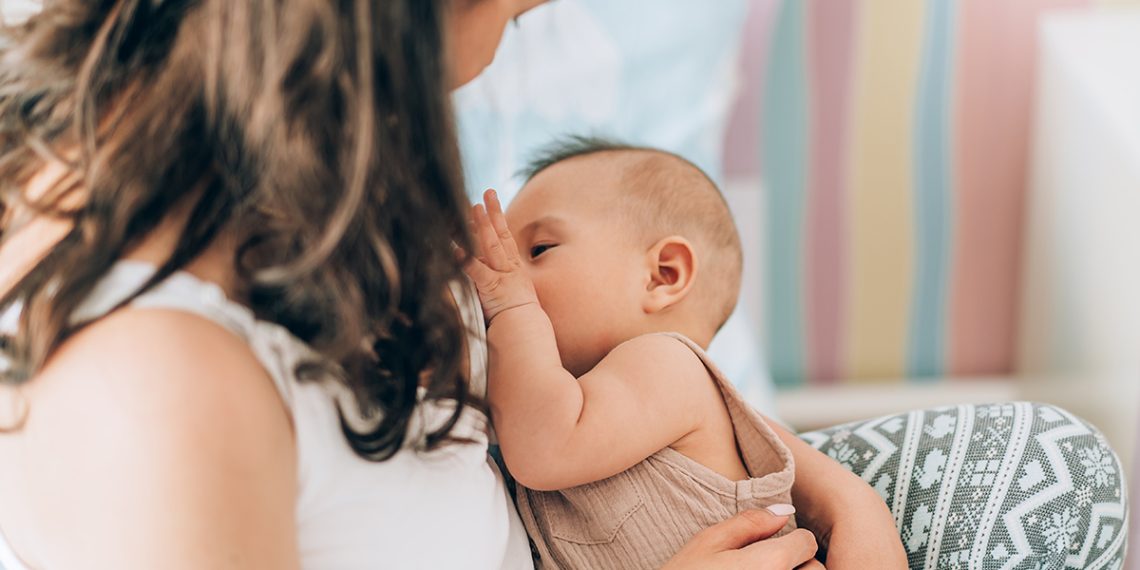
[725,0,1126,387]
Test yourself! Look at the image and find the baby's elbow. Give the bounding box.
[502,449,573,492]
[513,471,569,492]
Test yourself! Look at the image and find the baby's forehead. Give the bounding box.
[509,148,711,233]
[513,153,626,203]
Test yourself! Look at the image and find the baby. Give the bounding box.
[463,137,799,569]
[465,139,907,570]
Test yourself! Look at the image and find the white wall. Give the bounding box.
[1018,10,1140,477]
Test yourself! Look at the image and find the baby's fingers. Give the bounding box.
[466,208,486,262]
[484,189,520,263]
[473,203,511,270]
[458,245,497,286]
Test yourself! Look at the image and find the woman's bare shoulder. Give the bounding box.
[11,307,299,567]
[30,305,291,427]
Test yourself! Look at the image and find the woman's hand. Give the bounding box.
[461,189,541,323]
[663,507,824,570]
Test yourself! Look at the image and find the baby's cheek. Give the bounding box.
[530,280,557,314]
[532,273,576,310]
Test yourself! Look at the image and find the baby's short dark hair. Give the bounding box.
[522,136,743,332]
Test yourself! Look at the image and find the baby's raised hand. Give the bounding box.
[462,189,540,323]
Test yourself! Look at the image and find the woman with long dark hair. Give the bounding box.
[0,0,818,567]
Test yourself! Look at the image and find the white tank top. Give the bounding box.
[0,261,533,569]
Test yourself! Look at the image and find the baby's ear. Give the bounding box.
[643,236,697,314]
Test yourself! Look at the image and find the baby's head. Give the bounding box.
[505,136,742,376]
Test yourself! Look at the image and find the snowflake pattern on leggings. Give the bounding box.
[799,403,1129,569]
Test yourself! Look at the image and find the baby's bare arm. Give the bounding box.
[488,316,711,490]
[768,420,907,568]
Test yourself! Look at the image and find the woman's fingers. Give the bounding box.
[663,507,817,570]
[740,528,818,568]
[692,508,794,551]
[796,560,826,570]
[483,189,521,263]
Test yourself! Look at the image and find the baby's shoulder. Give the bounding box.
[610,332,706,358]
[603,333,712,388]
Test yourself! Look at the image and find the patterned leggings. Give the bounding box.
[799,402,1129,570]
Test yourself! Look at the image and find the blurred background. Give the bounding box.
[4,0,1137,561]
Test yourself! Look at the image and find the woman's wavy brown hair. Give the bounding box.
[0,0,477,460]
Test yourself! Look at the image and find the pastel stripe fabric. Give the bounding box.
[845,0,922,382]
[804,0,854,384]
[745,0,1095,387]
[909,0,955,380]
[761,0,809,387]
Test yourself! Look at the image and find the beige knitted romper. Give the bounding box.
[514,332,796,569]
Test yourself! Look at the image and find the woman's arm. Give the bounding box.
[21,309,299,568]
[768,420,906,568]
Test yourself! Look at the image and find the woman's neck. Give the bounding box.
[123,218,239,297]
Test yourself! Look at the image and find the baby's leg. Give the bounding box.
[798,402,1128,569]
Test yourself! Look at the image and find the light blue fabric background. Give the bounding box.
[453,0,776,413]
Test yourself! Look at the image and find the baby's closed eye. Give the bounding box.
[530,243,556,258]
